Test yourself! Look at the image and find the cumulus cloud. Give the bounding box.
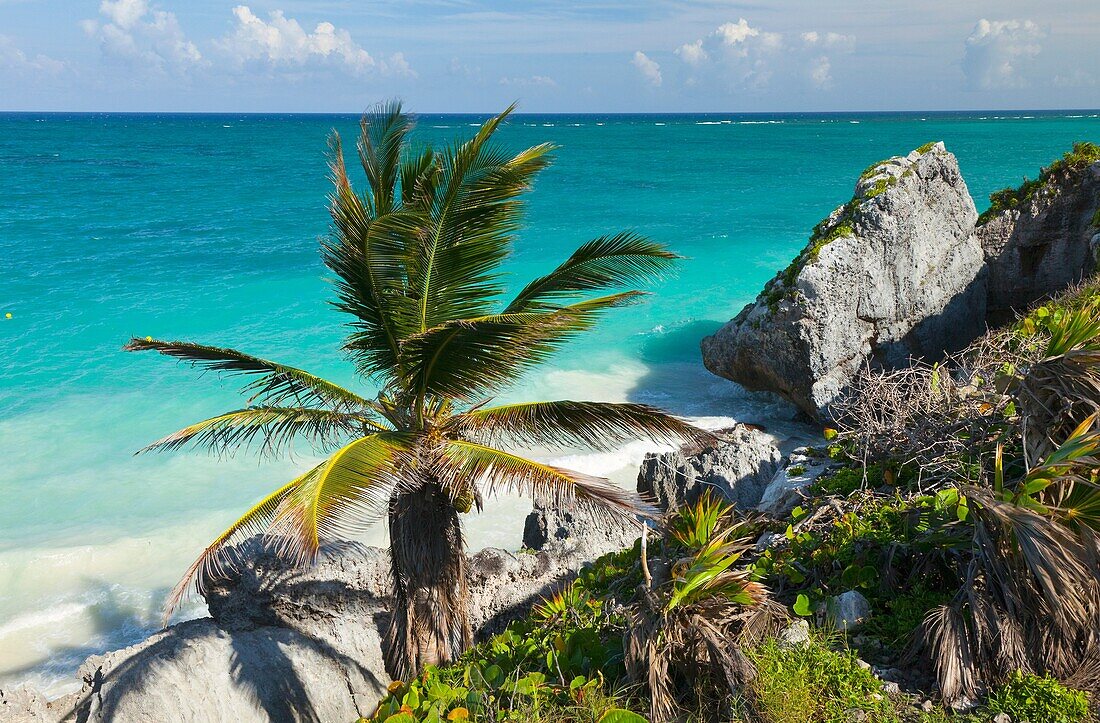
[632,50,661,86]
[963,18,1044,89]
[218,6,413,76]
[663,18,848,91]
[715,18,759,48]
[82,0,202,72]
[498,75,556,87]
[675,39,707,66]
[0,35,65,75]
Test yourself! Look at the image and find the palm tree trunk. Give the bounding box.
[383,481,471,681]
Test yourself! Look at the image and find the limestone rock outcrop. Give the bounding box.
[636,425,782,511]
[522,499,640,558]
[59,537,605,723]
[978,156,1100,318]
[701,143,986,418]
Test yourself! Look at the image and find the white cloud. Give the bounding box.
[809,55,832,89]
[963,18,1044,89]
[802,31,855,51]
[632,50,661,86]
[0,35,65,75]
[675,39,707,66]
[218,6,411,76]
[668,18,852,91]
[99,0,148,30]
[715,18,759,47]
[82,0,202,72]
[499,74,556,87]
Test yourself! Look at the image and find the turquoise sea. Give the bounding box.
[2,110,1099,693]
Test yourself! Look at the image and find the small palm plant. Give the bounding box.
[920,416,1100,701]
[625,492,787,721]
[125,102,708,681]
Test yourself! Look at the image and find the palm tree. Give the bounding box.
[125,101,708,681]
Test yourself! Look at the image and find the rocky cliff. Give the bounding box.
[978,147,1100,318]
[701,143,985,417]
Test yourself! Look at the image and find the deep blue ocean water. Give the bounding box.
[2,109,1099,691]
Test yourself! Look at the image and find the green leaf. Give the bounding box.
[793,593,813,617]
[597,709,648,723]
[383,714,417,723]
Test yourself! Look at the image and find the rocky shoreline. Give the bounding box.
[3,423,816,723]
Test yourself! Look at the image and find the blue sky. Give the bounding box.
[1,0,1098,112]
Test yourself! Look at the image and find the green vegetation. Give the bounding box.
[984,672,1091,723]
[916,141,940,154]
[978,141,1100,224]
[745,635,898,723]
[123,102,707,681]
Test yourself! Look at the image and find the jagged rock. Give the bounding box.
[758,448,836,516]
[0,687,50,722]
[702,143,985,418]
[979,158,1100,318]
[636,425,782,511]
[828,590,871,631]
[522,499,640,558]
[64,537,603,723]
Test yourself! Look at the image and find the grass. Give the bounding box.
[978,141,1100,225]
[984,671,1091,723]
[743,633,899,723]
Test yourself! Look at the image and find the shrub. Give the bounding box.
[984,671,1091,723]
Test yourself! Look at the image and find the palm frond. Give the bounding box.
[452,399,713,451]
[505,232,680,313]
[162,474,304,622]
[268,432,413,564]
[438,439,655,520]
[138,407,387,458]
[123,338,368,410]
[402,292,644,401]
[409,105,556,331]
[356,99,414,216]
[325,136,421,377]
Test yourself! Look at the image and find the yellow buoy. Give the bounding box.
[146,336,153,341]
[4,313,10,319]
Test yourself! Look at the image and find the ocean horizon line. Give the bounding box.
[2,107,1100,119]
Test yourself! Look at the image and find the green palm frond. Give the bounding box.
[438,439,655,520]
[163,474,304,621]
[505,232,680,313]
[402,292,644,401]
[666,489,737,549]
[269,432,414,564]
[452,400,712,451]
[409,107,555,331]
[356,99,415,216]
[123,338,368,410]
[1044,299,1100,357]
[325,137,422,377]
[666,535,761,612]
[138,407,388,457]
